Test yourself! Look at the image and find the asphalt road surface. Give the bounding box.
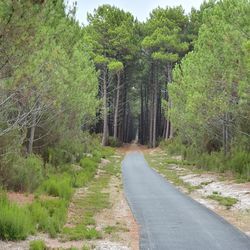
[122,152,250,250]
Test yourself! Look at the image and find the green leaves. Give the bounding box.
[152,52,179,62]
[170,0,250,151]
[0,0,99,153]
[108,61,124,74]
[142,6,189,64]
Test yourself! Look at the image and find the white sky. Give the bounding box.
[66,0,205,25]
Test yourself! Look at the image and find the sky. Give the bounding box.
[66,0,205,25]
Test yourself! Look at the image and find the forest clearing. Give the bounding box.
[0,0,250,249]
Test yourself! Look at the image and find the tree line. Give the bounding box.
[0,0,250,188]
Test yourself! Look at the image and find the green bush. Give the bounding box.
[0,192,33,240]
[108,137,122,147]
[46,133,94,166]
[40,174,73,200]
[63,225,101,240]
[29,240,46,250]
[80,158,97,169]
[161,137,250,180]
[195,151,225,172]
[29,199,68,237]
[2,154,43,192]
[160,137,186,156]
[101,147,114,158]
[74,170,94,188]
[228,150,250,180]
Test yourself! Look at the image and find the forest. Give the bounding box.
[0,0,249,246]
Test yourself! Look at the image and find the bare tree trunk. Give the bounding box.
[149,62,154,147]
[165,63,173,140]
[27,111,36,154]
[166,119,170,140]
[223,112,229,155]
[102,69,109,146]
[169,99,173,139]
[113,72,120,140]
[152,64,158,148]
[140,81,144,144]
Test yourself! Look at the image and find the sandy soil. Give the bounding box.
[180,174,250,211]
[94,175,139,250]
[7,192,34,206]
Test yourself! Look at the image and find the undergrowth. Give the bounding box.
[207,194,238,209]
[29,240,46,250]
[0,191,33,240]
[160,139,250,181]
[0,138,115,241]
[146,157,200,194]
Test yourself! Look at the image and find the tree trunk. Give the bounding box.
[152,64,158,148]
[113,72,120,140]
[223,113,229,155]
[102,69,109,146]
[165,63,173,140]
[140,81,144,144]
[149,62,154,147]
[27,111,36,154]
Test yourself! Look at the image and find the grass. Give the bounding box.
[146,155,200,194]
[29,198,68,238]
[164,158,193,166]
[207,194,238,209]
[161,138,250,181]
[0,192,34,240]
[29,240,46,250]
[0,146,116,241]
[63,225,101,240]
[104,223,129,235]
[62,156,119,241]
[39,174,73,200]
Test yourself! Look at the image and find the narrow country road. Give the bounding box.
[122,151,250,250]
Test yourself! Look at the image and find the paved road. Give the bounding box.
[122,152,250,250]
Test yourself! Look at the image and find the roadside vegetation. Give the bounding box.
[207,193,238,209]
[0,0,249,246]
[160,139,250,182]
[0,135,114,241]
[146,149,248,216]
[145,154,201,194]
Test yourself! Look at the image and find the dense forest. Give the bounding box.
[0,0,249,243]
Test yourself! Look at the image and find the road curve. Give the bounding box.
[122,152,250,250]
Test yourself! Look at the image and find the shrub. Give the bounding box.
[160,137,186,156]
[195,151,225,172]
[46,133,92,166]
[29,199,68,237]
[80,158,97,170]
[228,150,250,180]
[2,154,43,192]
[0,192,33,240]
[29,201,49,231]
[207,194,238,209]
[63,225,101,240]
[40,174,73,200]
[29,240,46,250]
[100,147,114,159]
[108,137,122,147]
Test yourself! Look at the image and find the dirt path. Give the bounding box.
[94,175,139,250]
